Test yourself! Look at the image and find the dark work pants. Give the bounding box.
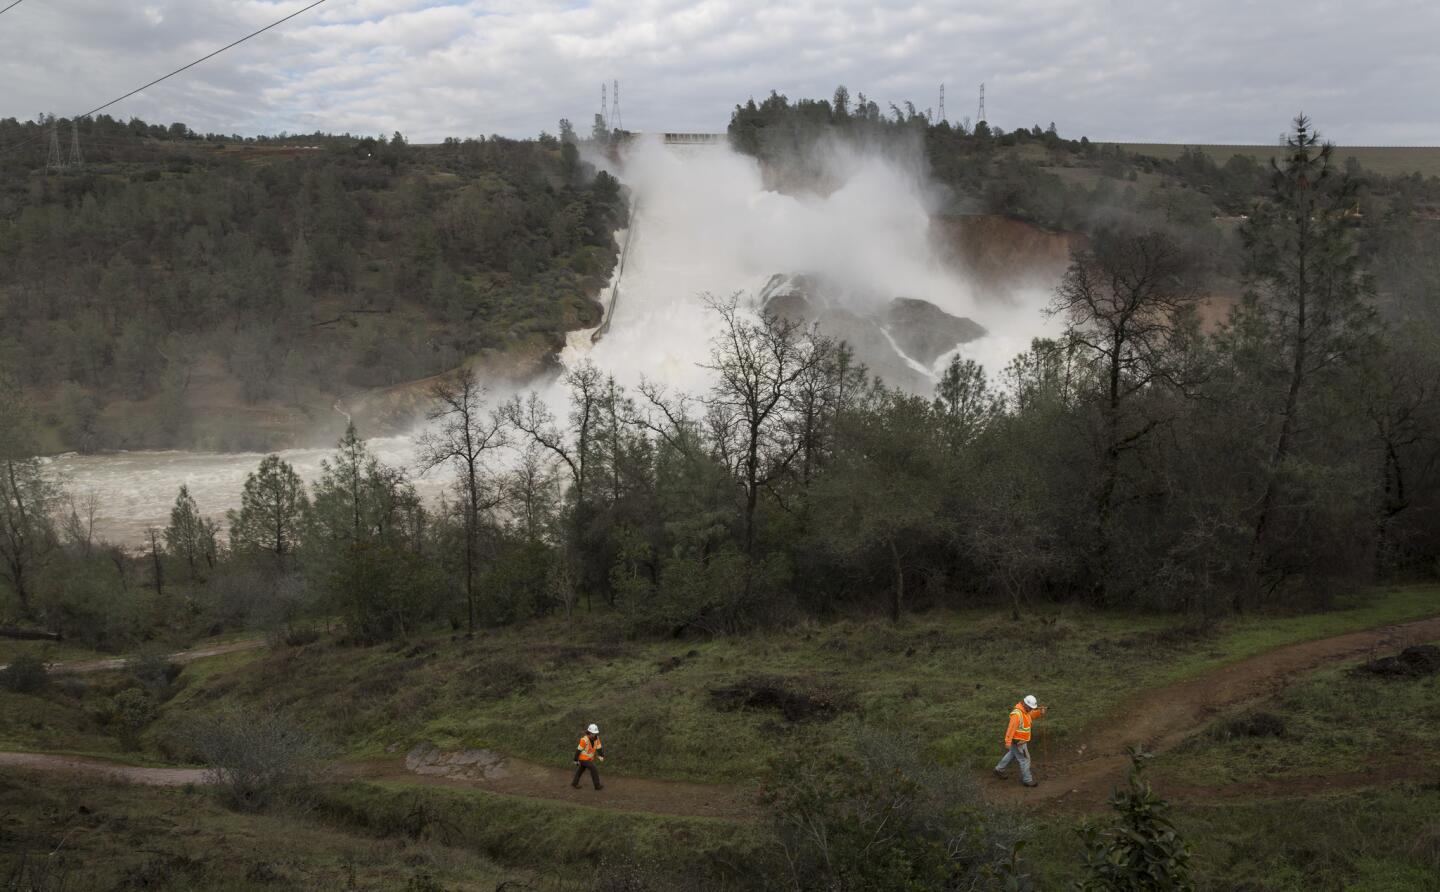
[572,760,601,789]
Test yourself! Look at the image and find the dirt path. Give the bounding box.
[0,638,266,675]
[347,753,757,820]
[987,614,1440,807]
[0,751,208,786]
[0,749,753,821]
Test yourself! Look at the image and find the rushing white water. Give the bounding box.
[47,136,1057,547]
[561,136,1054,390]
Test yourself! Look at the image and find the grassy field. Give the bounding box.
[1113,143,1440,178]
[129,585,1440,786]
[1158,640,1440,787]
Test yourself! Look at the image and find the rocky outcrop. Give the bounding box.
[405,742,511,780]
[884,298,987,368]
[758,275,986,393]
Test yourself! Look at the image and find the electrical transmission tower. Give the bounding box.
[601,82,608,129]
[977,83,986,123]
[45,118,65,174]
[68,119,84,168]
[612,79,622,131]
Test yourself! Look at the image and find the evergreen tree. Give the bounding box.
[1077,749,1194,891]
[1236,115,1378,596]
[164,484,219,584]
[227,455,308,566]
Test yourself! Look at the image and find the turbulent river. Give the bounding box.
[46,136,1055,547]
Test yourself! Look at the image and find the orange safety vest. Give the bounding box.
[1005,702,1034,745]
[577,734,602,762]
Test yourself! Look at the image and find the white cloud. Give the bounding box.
[1,0,1436,144]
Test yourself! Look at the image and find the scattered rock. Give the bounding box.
[1352,645,1440,679]
[405,742,509,780]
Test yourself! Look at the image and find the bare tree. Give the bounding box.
[418,368,505,634]
[700,293,830,567]
[146,526,165,599]
[505,443,560,543]
[0,389,61,622]
[503,362,604,502]
[1050,229,1201,598]
[62,491,100,556]
[502,361,605,609]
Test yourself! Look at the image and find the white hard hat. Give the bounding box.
[1023,695,1038,709]
[587,723,599,734]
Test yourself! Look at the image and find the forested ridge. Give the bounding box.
[0,115,626,453]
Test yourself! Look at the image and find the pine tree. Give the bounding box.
[1077,748,1194,891]
[227,455,308,566]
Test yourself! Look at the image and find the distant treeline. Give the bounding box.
[728,86,1440,234]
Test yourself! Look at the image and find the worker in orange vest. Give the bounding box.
[993,694,1046,787]
[571,723,605,790]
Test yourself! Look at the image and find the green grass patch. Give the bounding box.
[1022,784,1440,889]
[1157,639,1440,786]
[1157,585,1440,684]
[0,637,106,665]
[313,780,760,880]
[0,769,515,890]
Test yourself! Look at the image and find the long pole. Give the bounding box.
[1040,708,1050,777]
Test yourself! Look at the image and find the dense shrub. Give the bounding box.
[110,688,158,750]
[761,726,1022,890]
[184,708,326,811]
[0,652,49,693]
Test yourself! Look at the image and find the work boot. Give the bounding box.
[570,782,580,789]
[992,769,1008,780]
[1023,779,1038,788]
[595,784,605,791]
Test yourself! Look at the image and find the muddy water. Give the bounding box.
[44,436,452,549]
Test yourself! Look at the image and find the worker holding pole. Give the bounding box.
[571,723,605,791]
[993,694,1047,787]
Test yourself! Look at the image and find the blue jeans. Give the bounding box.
[994,742,1033,784]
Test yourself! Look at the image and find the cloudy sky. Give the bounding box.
[2,0,1436,145]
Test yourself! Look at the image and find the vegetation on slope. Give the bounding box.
[0,115,626,453]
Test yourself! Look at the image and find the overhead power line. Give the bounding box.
[1,0,328,162]
[76,0,330,120]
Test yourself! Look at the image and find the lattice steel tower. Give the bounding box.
[977,83,986,123]
[68,119,84,168]
[46,118,64,174]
